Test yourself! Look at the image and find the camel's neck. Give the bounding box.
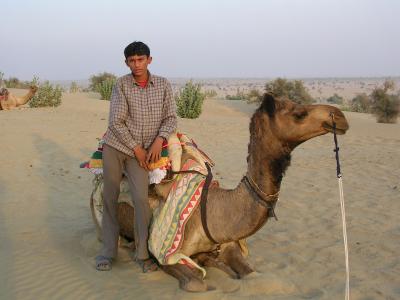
[246,141,291,197]
[208,112,292,243]
[17,89,35,105]
[246,111,292,197]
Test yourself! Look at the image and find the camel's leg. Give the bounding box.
[194,253,239,279]
[218,241,254,278]
[161,263,214,292]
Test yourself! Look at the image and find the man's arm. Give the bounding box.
[108,80,140,150]
[146,80,177,164]
[158,79,177,139]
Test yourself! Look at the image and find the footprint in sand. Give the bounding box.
[239,272,298,296]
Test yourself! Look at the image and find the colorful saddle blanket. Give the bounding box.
[148,158,207,277]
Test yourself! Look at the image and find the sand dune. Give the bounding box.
[0,90,399,299]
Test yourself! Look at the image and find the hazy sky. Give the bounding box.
[1,0,399,80]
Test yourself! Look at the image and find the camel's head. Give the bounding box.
[0,88,9,101]
[30,85,38,94]
[257,93,349,149]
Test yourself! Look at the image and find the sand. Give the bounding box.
[0,87,399,299]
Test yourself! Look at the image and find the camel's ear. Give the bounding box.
[260,93,276,117]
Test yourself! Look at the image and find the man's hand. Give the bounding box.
[146,136,164,164]
[133,146,149,170]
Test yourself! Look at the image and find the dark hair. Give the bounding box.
[124,41,150,59]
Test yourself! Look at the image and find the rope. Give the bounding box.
[331,113,350,300]
[246,173,280,199]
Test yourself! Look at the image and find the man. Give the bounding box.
[96,41,177,273]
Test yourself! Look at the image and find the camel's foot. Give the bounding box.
[219,241,254,279]
[194,252,239,279]
[161,263,215,292]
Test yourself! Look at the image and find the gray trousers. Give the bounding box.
[100,144,151,260]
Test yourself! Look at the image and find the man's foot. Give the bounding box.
[95,255,113,271]
[137,258,159,273]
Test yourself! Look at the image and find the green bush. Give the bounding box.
[3,77,31,89]
[204,89,217,98]
[327,93,344,104]
[0,71,4,88]
[226,88,246,100]
[97,79,116,100]
[89,72,117,92]
[0,73,39,89]
[370,80,399,123]
[264,78,314,104]
[29,81,62,108]
[246,89,263,103]
[175,81,205,119]
[350,93,371,113]
[69,81,80,93]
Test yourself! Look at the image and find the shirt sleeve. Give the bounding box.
[158,79,177,139]
[108,80,140,149]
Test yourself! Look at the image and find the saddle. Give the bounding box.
[151,133,216,199]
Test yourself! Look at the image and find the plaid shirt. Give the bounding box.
[104,72,177,157]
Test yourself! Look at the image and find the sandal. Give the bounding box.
[95,255,113,271]
[137,258,158,273]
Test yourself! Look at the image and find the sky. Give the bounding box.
[1,0,399,80]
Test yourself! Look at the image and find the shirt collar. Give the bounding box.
[131,71,154,87]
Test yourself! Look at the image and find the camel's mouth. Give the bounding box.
[322,122,348,135]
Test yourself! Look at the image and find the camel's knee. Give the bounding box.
[194,252,239,279]
[162,263,213,292]
[219,241,254,278]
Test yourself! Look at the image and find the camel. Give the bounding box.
[91,93,349,292]
[0,86,38,110]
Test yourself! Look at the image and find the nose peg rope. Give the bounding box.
[331,113,350,300]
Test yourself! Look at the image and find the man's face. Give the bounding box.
[125,55,152,78]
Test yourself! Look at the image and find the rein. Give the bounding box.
[331,113,350,300]
[170,163,219,245]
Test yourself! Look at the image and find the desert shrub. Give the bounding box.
[5,77,21,88]
[97,79,116,100]
[89,72,117,92]
[175,81,205,119]
[264,78,314,104]
[1,74,32,89]
[204,89,217,98]
[370,80,400,123]
[350,93,371,113]
[29,81,62,108]
[327,93,344,104]
[226,88,246,100]
[1,74,39,89]
[226,94,244,100]
[69,81,80,93]
[246,89,263,103]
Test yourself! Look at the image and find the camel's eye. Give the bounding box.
[293,110,308,121]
